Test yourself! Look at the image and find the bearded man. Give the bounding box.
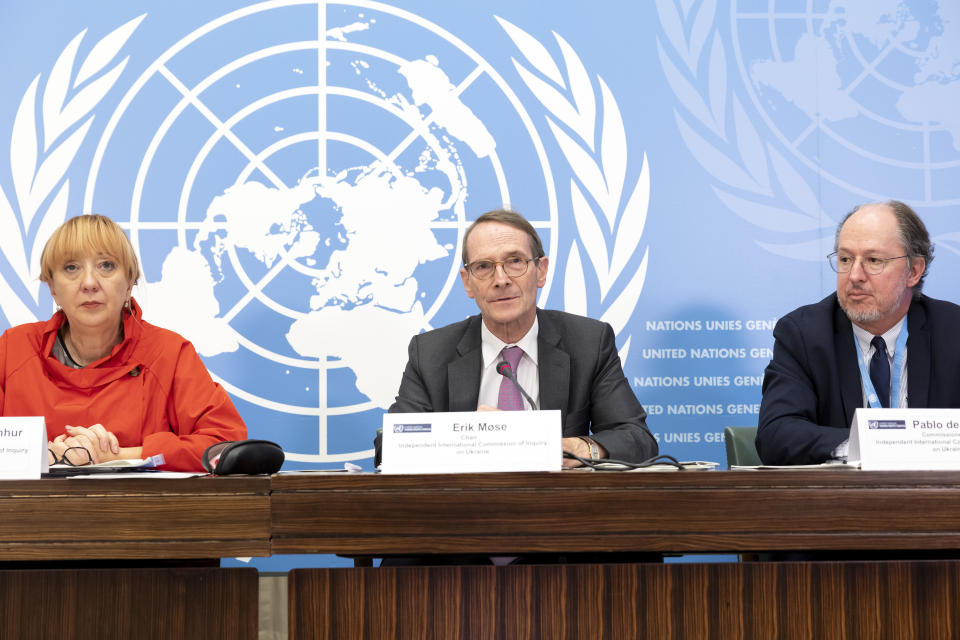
[757,200,960,465]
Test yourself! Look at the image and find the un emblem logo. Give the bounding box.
[657,1,960,260]
[2,1,650,466]
[84,0,565,464]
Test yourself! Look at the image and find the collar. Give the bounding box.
[851,313,906,359]
[40,298,146,387]
[480,315,539,369]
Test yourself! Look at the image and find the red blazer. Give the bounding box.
[0,299,246,470]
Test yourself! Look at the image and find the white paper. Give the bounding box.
[381,410,562,474]
[730,460,857,471]
[0,416,47,479]
[51,457,151,469]
[850,408,960,470]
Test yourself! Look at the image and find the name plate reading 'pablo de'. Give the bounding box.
[0,416,47,479]
[381,410,561,474]
[849,408,960,470]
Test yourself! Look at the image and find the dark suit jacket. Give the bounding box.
[387,308,657,463]
[757,293,960,465]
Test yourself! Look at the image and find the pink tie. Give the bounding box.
[497,346,525,411]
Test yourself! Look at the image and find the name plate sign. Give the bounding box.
[0,416,47,479]
[849,408,960,470]
[381,410,561,474]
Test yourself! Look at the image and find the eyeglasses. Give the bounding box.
[463,257,538,280]
[48,446,93,467]
[828,252,909,275]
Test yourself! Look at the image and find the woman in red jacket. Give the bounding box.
[0,214,247,471]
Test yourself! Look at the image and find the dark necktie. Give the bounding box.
[497,346,525,411]
[870,336,890,408]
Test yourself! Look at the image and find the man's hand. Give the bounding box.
[561,436,607,468]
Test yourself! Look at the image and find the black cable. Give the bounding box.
[562,451,686,470]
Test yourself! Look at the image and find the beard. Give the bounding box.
[842,305,884,326]
[839,271,911,328]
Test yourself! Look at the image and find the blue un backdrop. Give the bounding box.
[0,0,958,567]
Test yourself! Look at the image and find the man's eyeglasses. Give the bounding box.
[48,446,93,466]
[463,257,538,280]
[827,252,909,275]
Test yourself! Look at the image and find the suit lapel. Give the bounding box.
[537,311,570,416]
[907,298,930,408]
[833,302,862,426]
[448,316,482,411]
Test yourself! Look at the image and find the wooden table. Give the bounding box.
[0,475,270,560]
[273,470,960,639]
[0,476,270,639]
[271,469,960,554]
[7,471,960,638]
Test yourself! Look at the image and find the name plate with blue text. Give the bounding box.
[0,416,47,479]
[849,408,960,470]
[381,410,561,474]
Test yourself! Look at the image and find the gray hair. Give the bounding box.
[461,209,545,266]
[834,200,933,295]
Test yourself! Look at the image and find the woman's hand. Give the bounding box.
[53,424,121,464]
[48,438,90,466]
[48,434,98,466]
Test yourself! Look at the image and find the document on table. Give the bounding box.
[730,460,859,470]
[45,456,173,477]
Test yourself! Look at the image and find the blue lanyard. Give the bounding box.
[853,318,909,409]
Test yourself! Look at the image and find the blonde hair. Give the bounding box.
[39,214,141,285]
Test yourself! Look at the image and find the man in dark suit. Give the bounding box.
[757,200,960,465]
[388,209,657,465]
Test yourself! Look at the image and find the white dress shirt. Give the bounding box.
[477,317,540,409]
[832,315,908,460]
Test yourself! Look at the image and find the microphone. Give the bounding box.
[496,361,538,410]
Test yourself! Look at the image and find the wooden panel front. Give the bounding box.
[0,477,271,560]
[0,567,258,640]
[289,561,960,640]
[271,471,960,555]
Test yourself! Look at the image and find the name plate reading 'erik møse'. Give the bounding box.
[381,410,561,474]
[0,416,47,479]
[849,408,960,470]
